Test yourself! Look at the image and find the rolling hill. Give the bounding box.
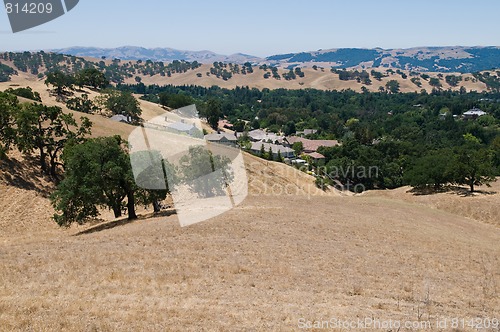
[0,51,496,93]
[0,77,498,330]
[49,45,500,73]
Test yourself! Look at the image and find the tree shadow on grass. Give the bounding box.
[73,209,177,236]
[408,185,497,197]
[0,154,53,197]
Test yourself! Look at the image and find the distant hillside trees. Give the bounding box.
[45,71,75,96]
[385,80,400,93]
[0,63,16,82]
[75,68,109,90]
[333,69,371,84]
[429,77,442,89]
[410,77,422,87]
[0,51,202,84]
[4,86,41,102]
[370,70,386,81]
[445,75,462,87]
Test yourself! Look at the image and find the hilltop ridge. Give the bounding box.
[48,46,500,73]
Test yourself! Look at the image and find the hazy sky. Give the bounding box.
[1,0,500,56]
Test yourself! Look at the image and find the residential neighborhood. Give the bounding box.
[205,123,342,168]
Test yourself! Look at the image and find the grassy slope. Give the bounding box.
[0,78,498,330]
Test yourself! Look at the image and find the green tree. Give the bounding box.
[105,90,142,123]
[429,77,442,88]
[260,144,265,157]
[66,94,97,114]
[5,86,41,102]
[385,80,400,93]
[201,98,222,130]
[277,149,283,162]
[45,71,75,95]
[0,92,18,158]
[15,103,92,178]
[268,146,274,161]
[292,141,304,156]
[449,135,496,192]
[75,68,109,90]
[404,149,454,189]
[158,93,194,109]
[51,136,138,226]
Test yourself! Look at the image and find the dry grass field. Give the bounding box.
[0,148,499,331]
[0,62,489,94]
[123,64,488,93]
[0,76,499,331]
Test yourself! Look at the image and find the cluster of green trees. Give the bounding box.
[332,69,371,85]
[0,51,202,84]
[0,91,91,177]
[0,90,230,226]
[51,139,233,225]
[4,87,41,101]
[42,69,142,122]
[473,71,500,92]
[45,68,109,95]
[118,83,500,192]
[51,136,177,225]
[207,62,256,81]
[209,62,233,81]
[0,51,85,76]
[0,63,17,82]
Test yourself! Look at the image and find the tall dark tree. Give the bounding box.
[0,92,18,158]
[201,98,223,130]
[52,136,139,226]
[449,135,497,192]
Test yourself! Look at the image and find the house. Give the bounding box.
[167,121,201,137]
[246,129,285,144]
[110,114,131,123]
[295,129,318,136]
[463,108,487,120]
[286,136,340,153]
[204,132,238,146]
[305,152,326,165]
[250,142,295,159]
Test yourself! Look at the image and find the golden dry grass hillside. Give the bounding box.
[0,78,499,331]
[123,64,489,93]
[0,59,491,93]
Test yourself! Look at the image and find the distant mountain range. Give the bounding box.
[51,46,262,65]
[51,46,500,73]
